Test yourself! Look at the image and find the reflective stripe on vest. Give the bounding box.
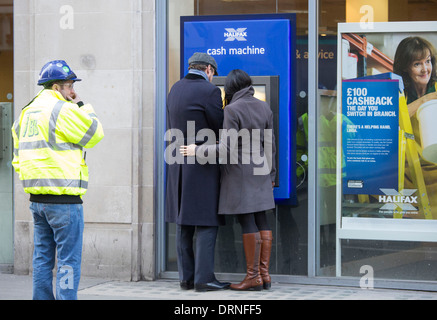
[22,178,88,189]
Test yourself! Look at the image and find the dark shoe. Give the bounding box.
[195,280,231,292]
[180,280,194,290]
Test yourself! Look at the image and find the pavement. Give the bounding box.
[1,273,437,301]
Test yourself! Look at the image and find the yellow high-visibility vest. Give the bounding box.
[318,113,352,187]
[11,89,104,196]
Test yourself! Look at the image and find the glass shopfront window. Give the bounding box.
[160,0,437,287]
[0,1,14,272]
[165,0,309,277]
[318,0,437,283]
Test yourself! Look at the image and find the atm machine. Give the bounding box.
[181,13,297,203]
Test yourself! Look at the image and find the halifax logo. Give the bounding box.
[224,28,247,41]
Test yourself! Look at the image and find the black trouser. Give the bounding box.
[176,224,218,285]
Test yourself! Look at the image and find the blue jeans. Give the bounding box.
[30,202,84,300]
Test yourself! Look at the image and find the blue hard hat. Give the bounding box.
[37,60,82,86]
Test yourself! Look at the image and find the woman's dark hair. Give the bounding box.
[224,69,252,106]
[394,36,437,92]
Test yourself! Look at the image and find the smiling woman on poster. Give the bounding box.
[394,36,437,115]
[394,36,437,219]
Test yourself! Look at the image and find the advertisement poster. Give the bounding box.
[182,14,297,202]
[338,22,437,221]
[342,79,399,195]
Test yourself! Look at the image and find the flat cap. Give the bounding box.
[188,52,218,75]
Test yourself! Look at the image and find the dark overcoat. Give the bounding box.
[197,86,276,215]
[165,73,224,226]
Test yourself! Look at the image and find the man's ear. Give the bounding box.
[52,83,60,92]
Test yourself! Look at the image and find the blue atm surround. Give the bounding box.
[181,14,297,203]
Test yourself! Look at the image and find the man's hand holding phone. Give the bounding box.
[67,92,82,104]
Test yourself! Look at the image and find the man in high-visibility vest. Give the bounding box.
[11,60,104,300]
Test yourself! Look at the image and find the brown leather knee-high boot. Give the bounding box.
[259,230,273,290]
[230,232,263,291]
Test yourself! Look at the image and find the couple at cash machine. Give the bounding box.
[166,52,276,292]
